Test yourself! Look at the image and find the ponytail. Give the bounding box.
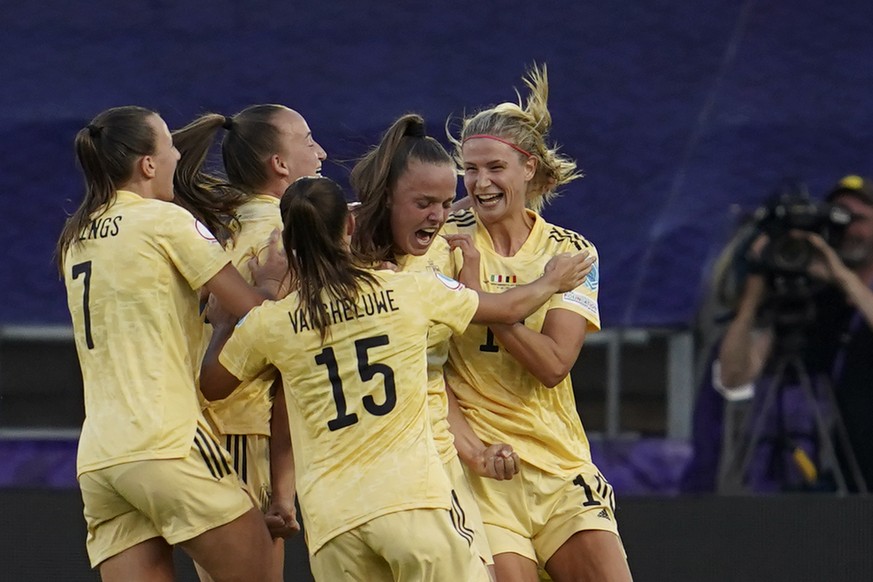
[57,106,156,272]
[280,177,377,340]
[172,113,248,245]
[350,113,454,264]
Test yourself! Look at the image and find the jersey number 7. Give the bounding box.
[72,261,95,349]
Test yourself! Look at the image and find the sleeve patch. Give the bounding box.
[583,262,599,291]
[194,220,219,243]
[435,272,465,291]
[563,291,599,315]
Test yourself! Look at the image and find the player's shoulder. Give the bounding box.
[541,219,595,253]
[444,208,477,233]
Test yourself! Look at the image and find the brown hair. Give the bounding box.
[172,113,248,244]
[350,113,454,264]
[57,106,157,271]
[172,104,295,245]
[280,176,377,340]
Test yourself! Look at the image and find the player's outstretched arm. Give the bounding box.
[473,251,594,325]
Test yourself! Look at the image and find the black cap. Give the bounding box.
[826,174,873,206]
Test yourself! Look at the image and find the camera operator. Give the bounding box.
[717,175,873,492]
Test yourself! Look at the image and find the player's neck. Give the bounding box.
[481,211,534,257]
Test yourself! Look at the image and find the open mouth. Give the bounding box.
[475,192,504,206]
[415,228,437,246]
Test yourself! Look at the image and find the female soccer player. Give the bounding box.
[443,66,633,582]
[199,175,590,582]
[350,113,558,579]
[57,106,281,582]
[172,104,327,581]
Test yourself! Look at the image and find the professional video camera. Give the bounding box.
[750,183,851,336]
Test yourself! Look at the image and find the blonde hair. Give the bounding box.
[449,64,582,212]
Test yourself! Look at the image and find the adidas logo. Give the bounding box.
[597,509,610,520]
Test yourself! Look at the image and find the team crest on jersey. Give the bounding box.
[435,272,464,290]
[583,262,599,291]
[194,220,218,243]
[489,274,517,284]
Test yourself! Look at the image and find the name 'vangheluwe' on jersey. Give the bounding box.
[78,216,123,241]
[288,288,400,333]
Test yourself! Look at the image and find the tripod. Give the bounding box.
[718,336,868,495]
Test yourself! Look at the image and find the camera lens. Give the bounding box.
[769,236,813,273]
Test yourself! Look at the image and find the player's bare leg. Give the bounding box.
[179,507,273,582]
[98,536,174,582]
[545,530,631,582]
[493,552,540,582]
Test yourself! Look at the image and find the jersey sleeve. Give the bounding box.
[415,271,480,335]
[548,243,601,331]
[218,309,271,382]
[158,205,230,290]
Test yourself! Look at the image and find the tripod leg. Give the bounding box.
[815,374,868,493]
[717,400,746,493]
[731,359,789,492]
[788,357,847,493]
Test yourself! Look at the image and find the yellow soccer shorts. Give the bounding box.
[222,433,272,511]
[465,459,624,565]
[444,454,494,566]
[79,426,254,568]
[309,507,491,582]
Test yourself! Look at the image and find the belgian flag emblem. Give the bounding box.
[489,274,517,283]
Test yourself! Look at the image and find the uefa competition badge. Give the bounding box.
[194,220,219,243]
[435,272,464,290]
[583,261,599,291]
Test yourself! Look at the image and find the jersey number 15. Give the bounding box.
[315,334,397,431]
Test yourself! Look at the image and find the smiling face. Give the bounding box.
[833,194,873,268]
[462,136,536,225]
[389,159,457,256]
[273,108,327,181]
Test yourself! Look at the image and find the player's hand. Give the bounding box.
[204,294,237,330]
[442,233,482,289]
[442,233,480,264]
[473,443,520,481]
[379,260,399,272]
[250,229,291,298]
[794,230,850,284]
[544,251,595,293]
[264,498,300,539]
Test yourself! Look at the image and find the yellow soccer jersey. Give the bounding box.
[442,208,600,475]
[64,190,230,476]
[394,236,462,464]
[203,195,281,436]
[219,269,479,553]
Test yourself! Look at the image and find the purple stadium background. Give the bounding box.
[2,2,873,579]
[3,0,872,328]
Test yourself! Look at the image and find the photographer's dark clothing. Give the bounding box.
[799,286,873,491]
[681,284,873,493]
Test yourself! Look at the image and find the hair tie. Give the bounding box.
[406,121,427,138]
[87,124,102,138]
[462,134,531,158]
[222,116,235,131]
